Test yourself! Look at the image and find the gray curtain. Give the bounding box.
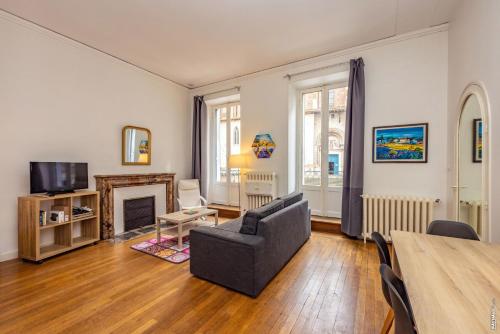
[341,58,365,237]
[192,96,207,198]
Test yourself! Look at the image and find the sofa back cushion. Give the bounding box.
[239,199,284,235]
[278,192,303,208]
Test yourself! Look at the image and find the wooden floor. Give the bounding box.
[0,229,388,334]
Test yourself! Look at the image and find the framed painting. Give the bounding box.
[372,123,428,163]
[473,118,482,163]
[252,133,276,159]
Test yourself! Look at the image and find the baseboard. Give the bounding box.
[310,214,341,235]
[0,250,18,262]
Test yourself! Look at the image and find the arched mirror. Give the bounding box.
[122,126,152,165]
[456,84,489,239]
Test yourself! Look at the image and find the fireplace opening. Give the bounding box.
[123,196,155,231]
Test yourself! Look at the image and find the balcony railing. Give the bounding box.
[303,170,343,187]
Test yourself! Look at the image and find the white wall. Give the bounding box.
[0,12,191,261]
[448,0,500,242]
[191,27,449,218]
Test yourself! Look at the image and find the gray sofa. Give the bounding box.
[190,198,311,297]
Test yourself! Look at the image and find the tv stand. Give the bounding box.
[18,191,100,262]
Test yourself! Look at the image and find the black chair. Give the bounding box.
[380,264,416,334]
[372,232,394,334]
[372,231,392,267]
[426,220,480,240]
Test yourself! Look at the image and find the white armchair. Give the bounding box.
[177,179,207,210]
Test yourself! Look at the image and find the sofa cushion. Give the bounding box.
[239,199,284,235]
[213,217,243,233]
[278,192,303,208]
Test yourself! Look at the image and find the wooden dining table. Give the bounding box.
[391,230,500,334]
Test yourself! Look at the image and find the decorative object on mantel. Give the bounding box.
[252,133,275,158]
[122,125,151,165]
[372,123,428,163]
[94,173,175,239]
[131,236,190,264]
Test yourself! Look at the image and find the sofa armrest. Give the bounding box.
[253,200,310,287]
[189,227,265,297]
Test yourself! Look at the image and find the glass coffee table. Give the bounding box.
[156,208,218,250]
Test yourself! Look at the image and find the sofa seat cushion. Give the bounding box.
[213,217,243,233]
[278,192,303,208]
[239,199,284,235]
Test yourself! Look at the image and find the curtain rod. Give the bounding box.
[202,86,241,98]
[283,61,350,80]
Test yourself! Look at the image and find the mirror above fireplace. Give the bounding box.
[122,125,151,165]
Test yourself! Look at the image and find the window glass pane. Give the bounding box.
[230,105,241,154]
[303,91,322,186]
[329,87,348,111]
[216,107,227,183]
[230,104,241,183]
[328,87,348,187]
[304,91,321,111]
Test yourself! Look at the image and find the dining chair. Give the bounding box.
[426,220,480,240]
[371,232,394,334]
[380,264,416,334]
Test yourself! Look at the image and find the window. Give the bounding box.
[328,86,348,186]
[214,102,241,184]
[301,85,348,187]
[215,106,228,183]
[233,127,240,145]
[302,91,322,186]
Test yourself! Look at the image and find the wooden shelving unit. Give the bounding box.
[18,191,100,262]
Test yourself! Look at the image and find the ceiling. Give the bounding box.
[0,0,458,88]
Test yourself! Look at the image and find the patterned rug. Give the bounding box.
[131,235,190,263]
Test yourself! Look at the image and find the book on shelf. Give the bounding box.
[39,210,47,226]
[72,206,94,220]
[72,212,94,220]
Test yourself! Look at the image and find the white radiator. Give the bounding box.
[245,171,278,209]
[460,200,482,234]
[362,194,438,242]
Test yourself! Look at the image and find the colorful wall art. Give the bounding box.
[372,123,428,163]
[473,118,482,163]
[252,133,275,159]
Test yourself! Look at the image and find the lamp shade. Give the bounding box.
[228,154,249,168]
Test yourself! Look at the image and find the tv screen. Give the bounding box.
[30,162,88,194]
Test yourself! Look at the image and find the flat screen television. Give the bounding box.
[30,162,88,195]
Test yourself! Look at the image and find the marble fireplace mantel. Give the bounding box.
[95,173,175,239]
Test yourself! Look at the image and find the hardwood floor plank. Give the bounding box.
[0,232,385,334]
[289,238,344,334]
[311,237,354,333]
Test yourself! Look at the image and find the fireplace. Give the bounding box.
[123,196,155,231]
[95,173,175,239]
